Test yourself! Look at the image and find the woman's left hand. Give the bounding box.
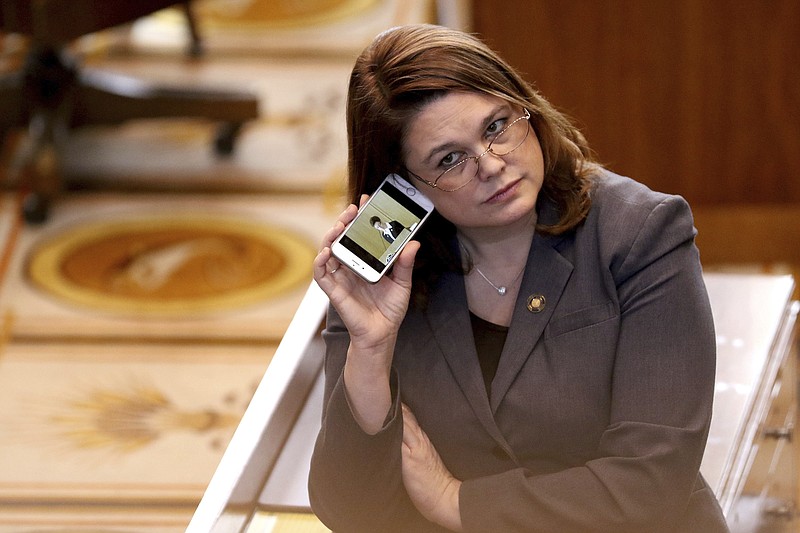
[401,404,463,532]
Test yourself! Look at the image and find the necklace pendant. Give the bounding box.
[470,261,519,297]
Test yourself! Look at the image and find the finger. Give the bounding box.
[313,247,333,280]
[321,205,358,250]
[320,221,345,250]
[340,202,360,224]
[358,194,370,208]
[325,256,341,275]
[402,403,417,422]
[402,440,412,457]
[402,421,418,449]
[401,404,422,446]
[389,241,420,286]
[314,245,345,280]
[319,224,343,254]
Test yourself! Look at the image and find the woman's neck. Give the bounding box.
[457,219,536,326]
[456,213,537,268]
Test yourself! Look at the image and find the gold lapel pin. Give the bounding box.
[527,294,546,313]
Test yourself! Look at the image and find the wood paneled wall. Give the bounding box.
[473,1,800,207]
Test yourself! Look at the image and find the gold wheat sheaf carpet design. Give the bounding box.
[0,194,325,531]
[26,216,315,316]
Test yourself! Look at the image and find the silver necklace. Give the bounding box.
[458,241,525,296]
[473,265,524,296]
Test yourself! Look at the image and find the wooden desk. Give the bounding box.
[189,273,799,532]
[704,274,799,531]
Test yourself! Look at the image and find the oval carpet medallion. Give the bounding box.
[26,216,315,316]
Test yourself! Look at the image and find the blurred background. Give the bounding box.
[0,0,796,531]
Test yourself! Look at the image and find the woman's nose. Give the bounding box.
[474,149,505,181]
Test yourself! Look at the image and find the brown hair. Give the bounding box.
[346,24,596,305]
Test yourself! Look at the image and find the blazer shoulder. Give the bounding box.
[585,170,694,238]
[589,169,683,213]
[577,170,699,281]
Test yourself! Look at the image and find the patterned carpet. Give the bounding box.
[0,189,338,531]
[0,1,439,529]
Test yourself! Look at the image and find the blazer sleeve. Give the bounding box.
[308,307,434,532]
[459,195,724,533]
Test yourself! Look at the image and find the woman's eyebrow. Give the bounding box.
[422,141,458,167]
[421,104,507,166]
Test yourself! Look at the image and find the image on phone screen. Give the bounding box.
[337,179,429,274]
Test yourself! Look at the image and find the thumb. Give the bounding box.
[390,240,420,286]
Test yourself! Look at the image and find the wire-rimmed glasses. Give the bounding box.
[406,108,531,192]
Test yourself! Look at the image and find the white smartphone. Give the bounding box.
[332,173,435,283]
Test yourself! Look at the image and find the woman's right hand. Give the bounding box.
[314,197,419,433]
[313,196,420,354]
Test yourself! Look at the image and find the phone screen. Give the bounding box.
[337,179,430,273]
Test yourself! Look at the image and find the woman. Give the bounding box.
[309,24,728,533]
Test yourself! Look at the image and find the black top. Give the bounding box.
[470,311,509,398]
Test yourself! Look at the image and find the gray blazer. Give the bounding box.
[309,171,729,533]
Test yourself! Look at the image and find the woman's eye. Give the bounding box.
[440,152,463,168]
[485,118,507,138]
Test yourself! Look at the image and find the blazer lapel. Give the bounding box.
[422,222,574,451]
[425,272,509,444]
[490,233,574,412]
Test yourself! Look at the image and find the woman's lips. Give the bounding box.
[484,178,521,204]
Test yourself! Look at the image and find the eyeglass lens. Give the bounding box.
[435,113,530,191]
